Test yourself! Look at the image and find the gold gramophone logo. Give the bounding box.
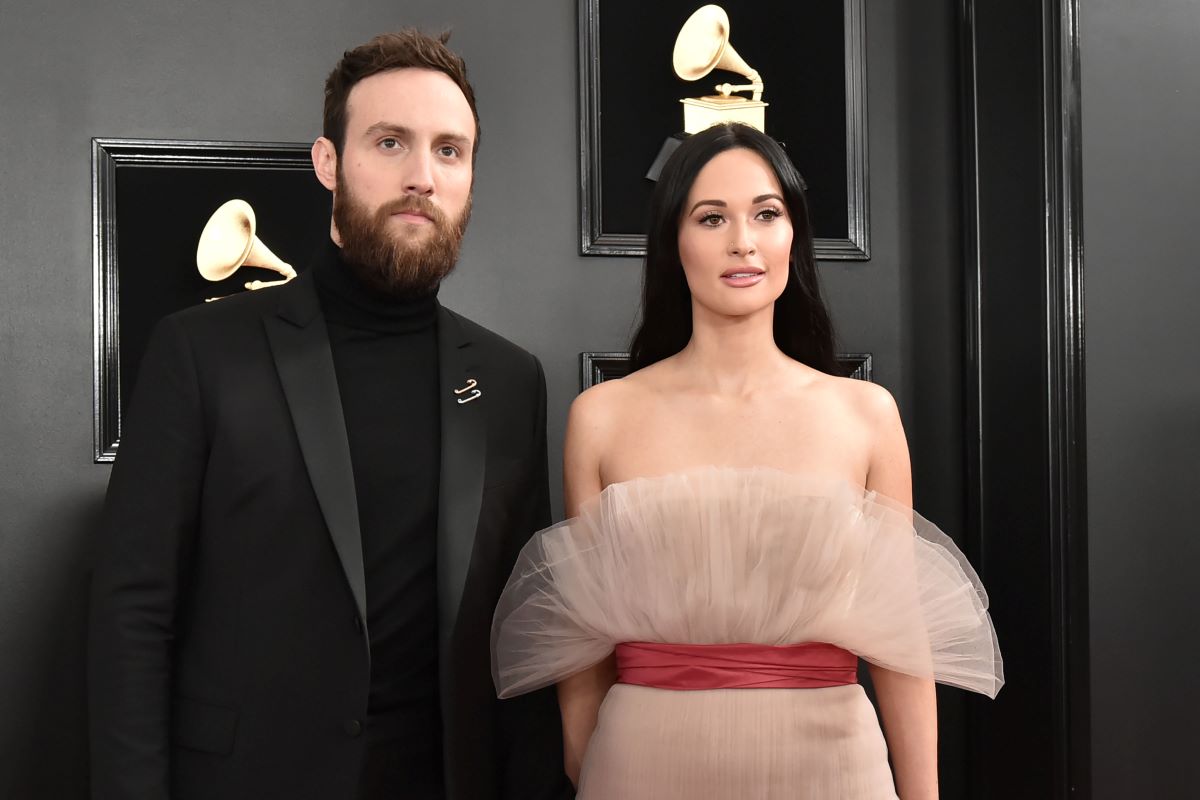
[673,5,767,134]
[196,199,296,302]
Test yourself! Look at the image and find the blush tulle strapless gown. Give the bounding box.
[492,468,1003,799]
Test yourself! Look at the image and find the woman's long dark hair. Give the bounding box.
[629,123,838,374]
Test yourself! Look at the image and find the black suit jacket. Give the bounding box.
[88,271,570,800]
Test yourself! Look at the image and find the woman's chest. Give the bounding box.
[600,398,873,487]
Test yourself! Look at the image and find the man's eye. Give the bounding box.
[380,138,400,150]
[438,145,460,158]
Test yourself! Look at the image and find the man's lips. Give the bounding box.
[391,210,433,225]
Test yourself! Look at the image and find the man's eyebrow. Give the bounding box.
[362,122,473,148]
[363,122,412,138]
[438,132,474,148]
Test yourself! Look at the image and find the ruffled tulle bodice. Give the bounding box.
[492,467,1002,699]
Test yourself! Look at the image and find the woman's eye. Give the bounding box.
[699,213,724,226]
[757,208,783,221]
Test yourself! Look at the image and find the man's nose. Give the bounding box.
[402,151,435,196]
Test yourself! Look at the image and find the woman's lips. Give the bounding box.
[720,269,766,288]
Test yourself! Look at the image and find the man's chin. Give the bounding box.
[386,241,437,262]
[385,222,438,244]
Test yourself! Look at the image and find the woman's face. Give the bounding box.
[677,147,792,320]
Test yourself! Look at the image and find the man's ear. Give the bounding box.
[312,137,338,191]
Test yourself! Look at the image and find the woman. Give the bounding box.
[492,124,1002,798]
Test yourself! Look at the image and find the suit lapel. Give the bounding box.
[434,307,487,799]
[435,306,486,647]
[263,273,368,645]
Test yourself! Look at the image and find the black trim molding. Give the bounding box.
[1041,1,1090,794]
[958,0,1088,795]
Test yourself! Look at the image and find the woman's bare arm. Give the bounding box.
[555,385,620,787]
[862,384,939,800]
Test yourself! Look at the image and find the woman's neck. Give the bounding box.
[674,301,791,397]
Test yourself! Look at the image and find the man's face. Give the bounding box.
[315,67,476,297]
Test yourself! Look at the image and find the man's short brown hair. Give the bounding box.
[323,29,480,160]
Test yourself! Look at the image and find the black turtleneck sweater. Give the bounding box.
[312,242,443,793]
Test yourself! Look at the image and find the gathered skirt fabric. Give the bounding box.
[580,683,897,799]
[491,467,1003,797]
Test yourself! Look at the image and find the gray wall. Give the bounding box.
[1082,1,1200,796]
[0,0,962,794]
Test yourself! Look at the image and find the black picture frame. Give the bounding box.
[579,0,869,259]
[92,138,331,463]
[580,351,873,391]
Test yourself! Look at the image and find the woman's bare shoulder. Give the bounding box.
[564,367,667,490]
[581,358,675,400]
[835,372,897,415]
[801,367,900,429]
[816,375,911,499]
[570,361,677,437]
[570,369,647,422]
[570,378,624,423]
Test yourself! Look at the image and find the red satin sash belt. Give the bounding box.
[614,641,858,690]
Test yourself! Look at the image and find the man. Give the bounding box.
[89,30,569,800]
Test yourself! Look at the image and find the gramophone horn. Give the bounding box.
[672,4,758,85]
[196,199,296,292]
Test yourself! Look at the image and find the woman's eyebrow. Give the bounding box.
[688,199,726,214]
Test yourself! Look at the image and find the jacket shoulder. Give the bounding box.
[166,283,281,329]
[162,274,315,342]
[442,307,540,372]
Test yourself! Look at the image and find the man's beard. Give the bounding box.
[333,170,472,300]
